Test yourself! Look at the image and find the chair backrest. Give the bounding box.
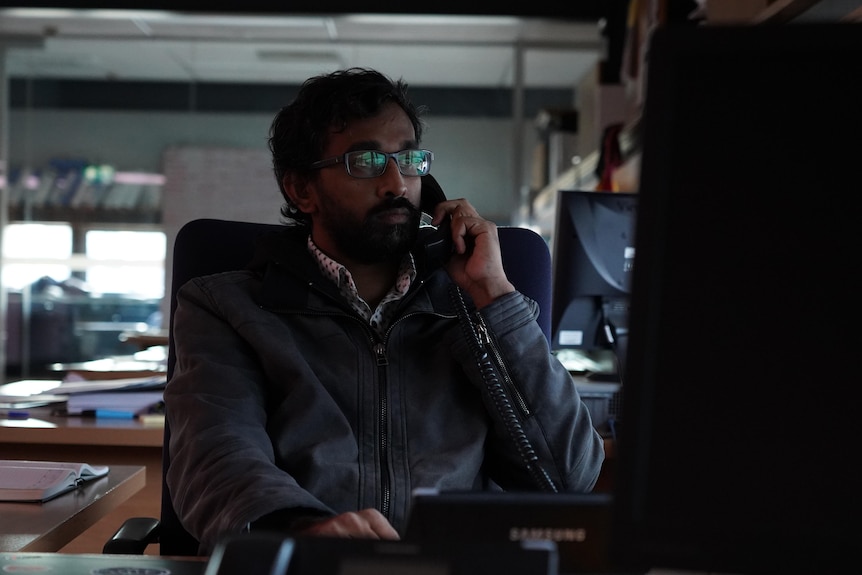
[496,226,552,341]
[160,218,553,555]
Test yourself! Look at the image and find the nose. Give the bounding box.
[377,157,408,196]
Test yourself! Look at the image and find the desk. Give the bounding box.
[0,464,145,552]
[0,408,615,553]
[0,409,162,553]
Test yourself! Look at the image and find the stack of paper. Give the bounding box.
[0,376,165,412]
[65,390,163,416]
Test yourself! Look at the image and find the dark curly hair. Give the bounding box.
[268,68,427,225]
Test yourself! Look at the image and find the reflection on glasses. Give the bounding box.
[309,149,433,179]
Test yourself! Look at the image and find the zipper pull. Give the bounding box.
[474,314,492,346]
[374,342,388,366]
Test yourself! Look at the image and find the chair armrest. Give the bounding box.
[102,517,161,554]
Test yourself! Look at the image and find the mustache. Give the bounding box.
[370,197,421,218]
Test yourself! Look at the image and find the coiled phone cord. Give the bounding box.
[450,285,558,493]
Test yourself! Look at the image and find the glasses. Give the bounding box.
[309,149,433,179]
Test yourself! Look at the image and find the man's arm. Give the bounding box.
[431,202,605,491]
[458,291,605,492]
[165,276,337,551]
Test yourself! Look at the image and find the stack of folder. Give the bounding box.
[0,376,165,419]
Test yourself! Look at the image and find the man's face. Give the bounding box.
[304,102,423,264]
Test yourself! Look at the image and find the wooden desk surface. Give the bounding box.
[0,411,163,554]
[0,464,146,553]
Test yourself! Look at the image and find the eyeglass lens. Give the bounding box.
[347,150,432,178]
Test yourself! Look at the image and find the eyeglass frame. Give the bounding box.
[308,149,434,179]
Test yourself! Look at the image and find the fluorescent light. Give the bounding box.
[0,8,326,28]
[0,8,174,20]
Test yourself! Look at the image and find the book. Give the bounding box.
[0,460,110,502]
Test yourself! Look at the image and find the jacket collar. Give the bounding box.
[247,225,458,316]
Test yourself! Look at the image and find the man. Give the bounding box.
[164,67,604,554]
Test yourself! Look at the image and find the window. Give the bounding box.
[2,222,73,291]
[2,224,165,298]
[85,229,165,298]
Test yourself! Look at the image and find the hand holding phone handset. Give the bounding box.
[418,175,514,305]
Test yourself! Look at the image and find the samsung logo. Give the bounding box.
[509,527,587,542]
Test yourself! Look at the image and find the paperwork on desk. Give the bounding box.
[65,390,164,415]
[0,376,165,410]
[0,459,110,502]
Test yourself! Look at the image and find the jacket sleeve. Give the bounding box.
[456,290,606,492]
[164,275,335,553]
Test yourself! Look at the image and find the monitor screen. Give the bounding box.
[550,190,637,379]
[611,23,862,575]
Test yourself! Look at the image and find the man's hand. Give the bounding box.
[296,508,400,540]
[432,198,515,309]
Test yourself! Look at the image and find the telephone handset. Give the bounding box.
[417,174,454,271]
[418,213,453,271]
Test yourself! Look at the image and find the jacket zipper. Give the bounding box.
[373,308,458,522]
[474,313,531,419]
[266,290,396,519]
[267,282,454,525]
[373,341,391,518]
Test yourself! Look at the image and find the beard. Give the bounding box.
[320,195,422,264]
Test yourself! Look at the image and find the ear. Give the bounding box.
[284,174,316,214]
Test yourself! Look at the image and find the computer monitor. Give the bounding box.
[611,23,862,575]
[550,190,637,380]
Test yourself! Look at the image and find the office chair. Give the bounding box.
[103,216,552,556]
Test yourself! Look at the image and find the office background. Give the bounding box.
[3,0,847,378]
[1,5,634,379]
[5,80,587,222]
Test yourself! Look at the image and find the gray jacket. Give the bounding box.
[164,225,604,553]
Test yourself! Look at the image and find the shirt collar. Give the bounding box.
[306,235,417,305]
